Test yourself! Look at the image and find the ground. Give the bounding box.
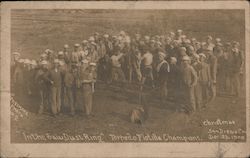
[10,9,246,143]
[11,82,246,143]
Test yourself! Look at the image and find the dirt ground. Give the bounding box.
[11,81,246,143]
[10,10,246,143]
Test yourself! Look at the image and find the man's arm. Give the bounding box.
[191,66,198,87]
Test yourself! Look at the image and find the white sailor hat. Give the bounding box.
[18,59,24,63]
[103,34,109,38]
[88,36,95,42]
[185,39,191,44]
[64,44,69,48]
[169,32,175,36]
[144,36,150,40]
[232,48,239,53]
[199,53,206,58]
[89,62,97,66]
[207,35,213,40]
[31,60,37,65]
[177,29,183,33]
[181,35,187,39]
[90,41,97,46]
[40,60,48,65]
[54,59,60,63]
[188,45,195,51]
[170,57,177,63]
[158,51,166,58]
[40,53,47,57]
[179,47,187,52]
[156,41,162,46]
[215,38,221,42]
[24,59,30,64]
[201,42,207,46]
[81,59,89,64]
[191,38,196,42]
[120,30,126,36]
[13,52,20,56]
[74,43,80,47]
[58,51,64,55]
[45,49,53,54]
[82,40,88,44]
[182,55,190,61]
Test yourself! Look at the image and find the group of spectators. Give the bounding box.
[11,29,244,116]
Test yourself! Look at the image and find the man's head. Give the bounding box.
[58,51,64,59]
[170,57,177,65]
[31,60,37,69]
[40,60,48,69]
[89,62,96,71]
[158,51,166,62]
[13,52,20,61]
[206,35,213,43]
[177,29,183,36]
[179,47,187,56]
[63,44,69,51]
[182,55,191,65]
[74,44,80,51]
[54,59,60,68]
[199,53,206,62]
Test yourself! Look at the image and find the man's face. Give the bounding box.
[182,60,189,66]
[14,55,20,61]
[200,57,205,62]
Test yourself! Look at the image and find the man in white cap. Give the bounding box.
[12,52,21,65]
[131,47,142,82]
[156,51,170,104]
[81,62,97,118]
[11,52,21,82]
[204,47,217,102]
[64,63,79,116]
[230,48,243,103]
[180,55,197,114]
[141,48,155,88]
[110,45,126,82]
[168,57,180,101]
[35,60,50,114]
[71,44,81,63]
[48,59,63,116]
[205,35,215,52]
[12,58,25,99]
[88,42,99,63]
[198,53,211,107]
[63,44,71,64]
[176,29,183,41]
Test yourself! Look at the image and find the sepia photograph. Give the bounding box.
[1,1,250,157]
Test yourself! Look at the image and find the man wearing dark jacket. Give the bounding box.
[48,59,63,116]
[156,51,170,104]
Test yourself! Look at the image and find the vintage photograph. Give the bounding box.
[9,8,247,143]
[1,1,249,157]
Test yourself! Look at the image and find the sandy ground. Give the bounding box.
[11,82,246,143]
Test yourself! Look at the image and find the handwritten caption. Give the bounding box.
[203,119,246,141]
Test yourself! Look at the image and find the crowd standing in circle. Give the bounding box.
[11,29,244,117]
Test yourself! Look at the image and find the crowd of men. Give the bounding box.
[11,29,244,116]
